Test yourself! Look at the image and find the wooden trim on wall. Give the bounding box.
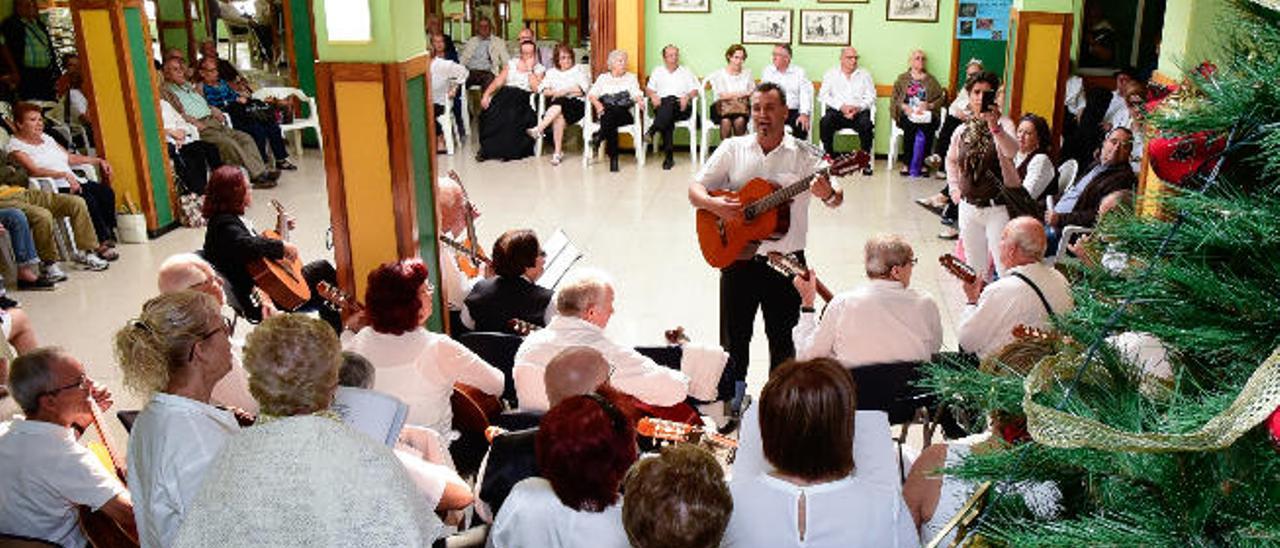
[1009,10,1073,157]
[636,0,644,78]
[589,0,614,78]
[282,0,300,86]
[314,61,356,294]
[948,0,960,97]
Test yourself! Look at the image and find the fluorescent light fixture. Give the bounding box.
[326,0,372,43]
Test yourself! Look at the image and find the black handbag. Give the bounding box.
[599,91,634,110]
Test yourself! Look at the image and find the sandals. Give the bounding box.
[550,152,563,166]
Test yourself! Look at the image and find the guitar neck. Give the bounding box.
[86,398,125,474]
[746,168,826,218]
[440,235,492,265]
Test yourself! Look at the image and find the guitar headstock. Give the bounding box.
[316,281,360,313]
[827,150,872,178]
[664,326,690,346]
[938,253,977,285]
[508,318,540,336]
[269,199,286,214]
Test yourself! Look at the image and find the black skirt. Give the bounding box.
[548,96,586,125]
[478,87,537,161]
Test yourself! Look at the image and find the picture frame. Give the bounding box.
[799,10,851,46]
[816,0,868,3]
[658,0,711,14]
[741,9,792,45]
[886,0,940,22]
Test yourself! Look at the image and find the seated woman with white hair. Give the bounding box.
[173,314,440,546]
[587,50,643,172]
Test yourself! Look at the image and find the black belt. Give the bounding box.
[963,195,1005,208]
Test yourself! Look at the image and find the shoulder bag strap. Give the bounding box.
[1010,272,1054,317]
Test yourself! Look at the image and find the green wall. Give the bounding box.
[314,0,425,62]
[645,0,956,155]
[1158,0,1228,77]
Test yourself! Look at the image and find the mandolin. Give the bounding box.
[636,417,738,450]
[78,395,139,547]
[246,199,311,310]
[316,281,506,434]
[938,253,978,285]
[445,170,489,277]
[765,251,834,302]
[695,151,869,268]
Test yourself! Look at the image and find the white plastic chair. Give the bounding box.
[581,100,646,167]
[697,83,717,166]
[1053,225,1093,263]
[830,102,878,155]
[436,81,463,155]
[644,80,699,169]
[251,86,323,157]
[1056,158,1079,196]
[886,105,946,170]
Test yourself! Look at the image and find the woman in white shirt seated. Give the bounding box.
[528,43,591,166]
[705,44,754,140]
[429,33,470,154]
[342,259,504,444]
[477,40,545,162]
[1004,113,1057,214]
[175,314,440,546]
[114,290,241,548]
[587,49,642,172]
[723,358,919,548]
[489,393,637,548]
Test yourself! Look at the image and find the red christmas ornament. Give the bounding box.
[1147,131,1225,185]
[1268,405,1280,450]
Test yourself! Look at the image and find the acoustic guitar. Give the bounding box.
[246,199,311,310]
[695,151,869,268]
[636,417,738,450]
[316,282,506,435]
[764,251,834,302]
[78,396,139,547]
[939,253,978,285]
[439,234,492,276]
[444,170,489,278]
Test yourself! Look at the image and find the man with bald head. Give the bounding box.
[543,345,610,406]
[435,177,490,329]
[957,217,1075,357]
[818,46,876,168]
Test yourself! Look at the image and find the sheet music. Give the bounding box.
[331,387,409,447]
[536,228,583,290]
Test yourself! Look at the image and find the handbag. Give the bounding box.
[714,97,750,117]
[599,91,634,110]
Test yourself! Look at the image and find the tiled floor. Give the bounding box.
[21,135,969,419]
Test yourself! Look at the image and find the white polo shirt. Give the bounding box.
[0,418,126,547]
[957,261,1075,357]
[694,134,827,255]
[818,66,876,112]
[761,64,813,115]
[645,64,700,99]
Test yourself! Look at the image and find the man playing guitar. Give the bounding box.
[688,82,844,405]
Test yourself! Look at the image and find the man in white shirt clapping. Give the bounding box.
[817,47,876,175]
[644,44,701,171]
[760,44,813,140]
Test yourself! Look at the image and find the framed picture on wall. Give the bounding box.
[886,0,940,22]
[799,10,851,45]
[659,0,711,13]
[817,0,868,3]
[741,9,792,44]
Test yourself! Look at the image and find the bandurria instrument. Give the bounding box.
[695,151,869,268]
[765,251,834,302]
[636,417,738,450]
[246,199,311,310]
[939,253,978,285]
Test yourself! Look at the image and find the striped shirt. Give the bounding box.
[164,81,214,119]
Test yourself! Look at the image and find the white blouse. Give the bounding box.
[430,57,470,106]
[505,58,546,92]
[539,65,591,95]
[127,393,240,548]
[706,67,754,100]
[588,71,642,100]
[1014,151,1057,199]
[724,474,919,548]
[341,327,504,438]
[489,477,630,548]
[5,133,79,188]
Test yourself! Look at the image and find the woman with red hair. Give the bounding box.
[489,393,636,547]
[341,258,504,442]
[200,165,338,328]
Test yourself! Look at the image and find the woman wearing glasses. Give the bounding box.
[341,259,504,451]
[114,290,239,547]
[461,229,553,334]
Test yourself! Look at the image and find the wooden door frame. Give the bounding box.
[588,0,613,78]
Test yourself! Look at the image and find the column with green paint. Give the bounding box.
[312,0,445,331]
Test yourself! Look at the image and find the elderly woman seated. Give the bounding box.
[489,393,638,547]
[173,314,441,546]
[477,40,545,162]
[723,358,919,547]
[587,50,643,172]
[528,43,591,166]
[114,291,240,547]
[196,57,295,171]
[462,229,554,333]
[890,49,946,177]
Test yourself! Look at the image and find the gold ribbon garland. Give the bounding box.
[1024,345,1280,451]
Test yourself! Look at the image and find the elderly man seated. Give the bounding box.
[792,233,942,367]
[0,348,136,545]
[958,217,1075,358]
[158,56,280,188]
[511,27,552,68]
[1046,126,1138,252]
[513,269,691,412]
[460,17,509,92]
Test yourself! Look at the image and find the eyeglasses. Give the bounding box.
[188,316,235,362]
[39,374,90,398]
[537,250,547,258]
[898,257,919,268]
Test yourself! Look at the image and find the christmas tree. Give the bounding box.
[924,0,1280,544]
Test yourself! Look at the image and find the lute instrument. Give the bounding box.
[316,281,506,434]
[939,253,978,285]
[246,199,311,310]
[764,251,834,302]
[636,417,738,450]
[695,151,869,268]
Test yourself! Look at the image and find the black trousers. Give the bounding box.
[59,181,116,242]
[719,254,802,394]
[172,141,223,195]
[649,96,692,154]
[819,108,874,155]
[232,116,288,163]
[897,113,940,166]
[599,105,634,158]
[466,70,495,92]
[784,109,809,140]
[934,114,964,157]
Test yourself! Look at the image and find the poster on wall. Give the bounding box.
[800,10,851,46]
[886,0,939,22]
[741,9,792,44]
[659,0,711,13]
[956,0,1011,40]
